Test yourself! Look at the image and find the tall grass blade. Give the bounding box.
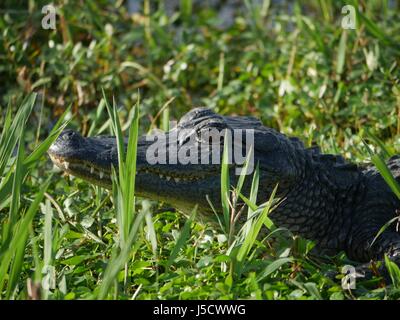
[124,99,140,234]
[221,130,231,235]
[6,126,25,241]
[98,91,142,297]
[236,184,278,264]
[336,30,347,76]
[143,201,157,256]
[0,106,70,206]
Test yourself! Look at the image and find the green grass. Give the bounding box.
[1,0,400,300]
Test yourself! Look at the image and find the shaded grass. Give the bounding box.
[0,94,69,299]
[97,91,143,299]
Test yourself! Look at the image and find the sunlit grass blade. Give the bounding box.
[125,99,140,233]
[103,89,128,244]
[43,199,53,268]
[0,106,71,206]
[232,162,259,239]
[103,90,126,182]
[234,146,253,206]
[5,126,26,242]
[336,30,347,76]
[143,201,157,256]
[99,90,142,297]
[38,198,55,300]
[162,106,170,132]
[221,130,231,236]
[236,184,278,265]
[245,162,259,232]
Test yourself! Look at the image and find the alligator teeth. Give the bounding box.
[166,176,171,181]
[90,166,94,174]
[174,177,180,183]
[64,162,69,169]
[99,171,104,179]
[159,174,164,179]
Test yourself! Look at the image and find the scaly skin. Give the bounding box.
[48,107,400,271]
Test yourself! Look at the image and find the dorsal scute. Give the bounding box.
[315,153,357,170]
[302,142,359,172]
[289,137,306,150]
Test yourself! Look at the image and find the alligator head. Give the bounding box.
[48,108,303,216]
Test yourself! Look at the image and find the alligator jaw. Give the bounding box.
[47,126,228,214]
[137,166,219,184]
[48,141,222,210]
[48,152,113,188]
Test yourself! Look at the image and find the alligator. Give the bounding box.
[48,107,400,273]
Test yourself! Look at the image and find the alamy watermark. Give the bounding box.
[145,126,255,175]
[341,5,356,30]
[40,3,356,31]
[41,4,56,30]
[341,264,365,290]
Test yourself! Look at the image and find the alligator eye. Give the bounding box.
[62,130,76,140]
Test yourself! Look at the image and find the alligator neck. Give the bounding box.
[270,157,361,253]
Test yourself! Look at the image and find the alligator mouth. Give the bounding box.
[139,166,219,183]
[49,152,221,189]
[49,153,113,186]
